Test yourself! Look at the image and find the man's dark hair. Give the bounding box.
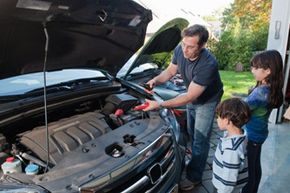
[181,24,209,46]
[216,98,250,128]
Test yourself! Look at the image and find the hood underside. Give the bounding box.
[0,0,152,79]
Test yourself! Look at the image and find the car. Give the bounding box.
[117,18,189,130]
[0,0,187,192]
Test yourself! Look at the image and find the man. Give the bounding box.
[143,24,223,191]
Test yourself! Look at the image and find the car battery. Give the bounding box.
[103,93,138,115]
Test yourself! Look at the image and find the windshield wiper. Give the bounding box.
[131,68,157,75]
[26,85,73,96]
[0,86,73,102]
[127,68,159,80]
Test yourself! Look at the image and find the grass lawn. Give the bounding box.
[219,70,256,100]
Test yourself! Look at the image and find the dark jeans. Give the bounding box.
[185,101,218,182]
[242,140,263,193]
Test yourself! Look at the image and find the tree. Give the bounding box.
[210,0,272,70]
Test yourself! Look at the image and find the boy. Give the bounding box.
[212,98,250,193]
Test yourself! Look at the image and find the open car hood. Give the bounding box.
[122,18,189,78]
[0,0,152,79]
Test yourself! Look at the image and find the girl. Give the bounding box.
[242,50,284,193]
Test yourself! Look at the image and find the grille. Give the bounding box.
[80,131,179,193]
[120,148,176,193]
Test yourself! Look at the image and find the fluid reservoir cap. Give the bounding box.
[25,164,39,175]
[6,157,15,162]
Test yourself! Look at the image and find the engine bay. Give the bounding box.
[0,92,151,176]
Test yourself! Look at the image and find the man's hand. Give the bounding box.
[133,101,150,111]
[146,79,156,90]
[141,83,154,94]
[143,99,160,111]
[142,83,153,91]
[144,79,156,94]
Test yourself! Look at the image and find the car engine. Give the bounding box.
[0,93,150,175]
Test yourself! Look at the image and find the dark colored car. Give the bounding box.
[117,18,189,130]
[0,0,187,192]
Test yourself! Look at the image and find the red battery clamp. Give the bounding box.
[133,101,149,111]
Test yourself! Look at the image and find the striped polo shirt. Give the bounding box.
[212,133,248,193]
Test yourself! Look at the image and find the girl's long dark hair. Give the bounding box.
[250,50,284,108]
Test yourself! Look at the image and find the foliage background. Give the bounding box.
[208,0,272,71]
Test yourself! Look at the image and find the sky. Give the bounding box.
[135,0,234,33]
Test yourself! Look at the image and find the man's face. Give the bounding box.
[181,36,203,60]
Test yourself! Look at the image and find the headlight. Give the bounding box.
[0,188,44,193]
[0,184,47,193]
[160,108,180,142]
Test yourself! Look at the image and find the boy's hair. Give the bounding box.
[216,98,250,128]
[250,50,284,108]
[181,24,209,46]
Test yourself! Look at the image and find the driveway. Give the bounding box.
[181,121,290,193]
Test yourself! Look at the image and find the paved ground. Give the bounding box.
[180,120,290,193]
[180,121,221,193]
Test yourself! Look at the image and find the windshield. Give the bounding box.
[0,69,106,96]
[117,52,171,79]
[130,63,158,74]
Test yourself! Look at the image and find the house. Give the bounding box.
[134,0,210,37]
[267,0,290,123]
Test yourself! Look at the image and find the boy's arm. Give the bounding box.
[216,149,240,193]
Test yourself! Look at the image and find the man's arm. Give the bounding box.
[146,63,178,88]
[144,81,205,111]
[161,81,205,107]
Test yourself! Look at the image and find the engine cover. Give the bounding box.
[20,112,111,165]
